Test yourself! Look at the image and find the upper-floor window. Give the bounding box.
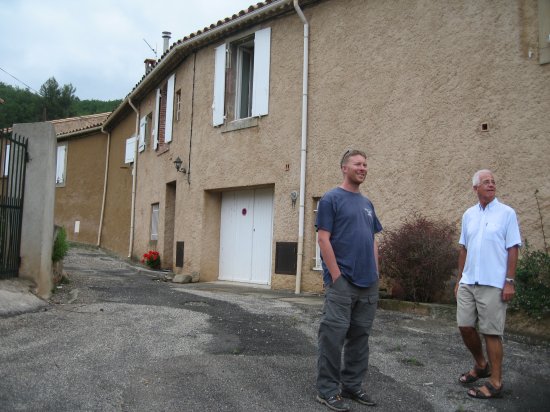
[212,27,271,126]
[175,89,182,122]
[153,73,176,149]
[138,112,152,152]
[56,144,67,186]
[125,136,136,164]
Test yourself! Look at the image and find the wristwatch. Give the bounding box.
[505,277,515,285]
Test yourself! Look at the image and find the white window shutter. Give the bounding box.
[252,27,271,117]
[56,145,66,184]
[138,116,147,152]
[151,204,159,241]
[165,74,175,142]
[125,136,136,164]
[213,44,226,126]
[153,89,161,149]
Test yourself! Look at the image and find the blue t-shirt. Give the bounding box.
[316,187,383,287]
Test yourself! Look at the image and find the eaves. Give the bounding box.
[103,0,320,130]
[56,125,105,142]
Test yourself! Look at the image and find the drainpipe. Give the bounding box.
[294,0,309,294]
[97,125,111,247]
[128,98,140,259]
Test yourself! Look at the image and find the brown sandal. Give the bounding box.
[459,363,491,384]
[467,382,503,399]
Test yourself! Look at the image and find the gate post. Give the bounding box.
[13,122,57,298]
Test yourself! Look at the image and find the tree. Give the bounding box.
[0,80,120,129]
[0,82,43,128]
[39,77,78,120]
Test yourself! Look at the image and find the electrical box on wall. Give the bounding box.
[275,242,297,275]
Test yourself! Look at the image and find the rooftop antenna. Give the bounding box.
[143,38,157,58]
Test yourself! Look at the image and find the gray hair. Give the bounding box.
[472,169,493,186]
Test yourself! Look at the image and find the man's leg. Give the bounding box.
[341,284,377,392]
[317,279,352,399]
[457,284,489,376]
[459,326,489,372]
[483,335,503,388]
[466,286,507,398]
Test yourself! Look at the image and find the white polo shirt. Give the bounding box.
[459,198,521,289]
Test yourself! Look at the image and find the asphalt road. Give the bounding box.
[0,246,549,411]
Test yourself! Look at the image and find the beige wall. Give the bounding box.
[100,115,135,256]
[305,0,550,249]
[55,131,106,244]
[118,0,549,293]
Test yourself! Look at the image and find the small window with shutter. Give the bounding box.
[213,27,271,126]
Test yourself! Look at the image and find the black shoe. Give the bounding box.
[316,394,351,411]
[341,388,377,406]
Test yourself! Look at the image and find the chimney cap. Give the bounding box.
[162,31,171,38]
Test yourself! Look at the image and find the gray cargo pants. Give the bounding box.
[316,275,378,398]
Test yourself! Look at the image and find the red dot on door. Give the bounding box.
[242,208,247,216]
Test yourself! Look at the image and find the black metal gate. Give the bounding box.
[0,131,28,279]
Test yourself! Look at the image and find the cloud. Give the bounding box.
[0,0,254,100]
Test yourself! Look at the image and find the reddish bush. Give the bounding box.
[379,213,458,303]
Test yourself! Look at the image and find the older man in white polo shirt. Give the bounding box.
[454,169,521,399]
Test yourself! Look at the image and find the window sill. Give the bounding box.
[221,117,258,133]
[156,143,170,156]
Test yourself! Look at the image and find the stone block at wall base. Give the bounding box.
[52,260,64,284]
[173,274,193,284]
[172,272,200,284]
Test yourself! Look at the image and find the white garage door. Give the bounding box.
[219,188,274,284]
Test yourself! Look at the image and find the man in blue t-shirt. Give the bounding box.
[315,149,382,412]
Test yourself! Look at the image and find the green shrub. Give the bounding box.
[509,243,550,319]
[379,213,458,303]
[52,226,69,263]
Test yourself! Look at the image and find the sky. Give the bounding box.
[0,0,257,101]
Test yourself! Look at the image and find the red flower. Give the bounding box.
[142,250,161,269]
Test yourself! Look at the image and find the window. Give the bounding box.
[213,27,271,126]
[125,136,136,163]
[153,73,176,149]
[175,89,181,122]
[56,144,67,185]
[235,36,254,119]
[313,199,322,270]
[139,116,149,152]
[151,203,159,241]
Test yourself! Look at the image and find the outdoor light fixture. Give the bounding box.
[173,156,186,173]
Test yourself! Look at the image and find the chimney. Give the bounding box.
[162,31,171,54]
[144,58,156,75]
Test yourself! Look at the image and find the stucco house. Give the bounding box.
[53,113,112,246]
[93,0,549,294]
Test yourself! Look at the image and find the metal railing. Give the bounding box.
[0,131,28,278]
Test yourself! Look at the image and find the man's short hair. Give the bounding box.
[472,169,493,186]
[340,149,367,167]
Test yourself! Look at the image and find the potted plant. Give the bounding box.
[141,250,160,269]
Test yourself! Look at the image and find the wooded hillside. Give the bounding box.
[0,78,121,129]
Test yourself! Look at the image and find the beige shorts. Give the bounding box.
[457,284,507,336]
